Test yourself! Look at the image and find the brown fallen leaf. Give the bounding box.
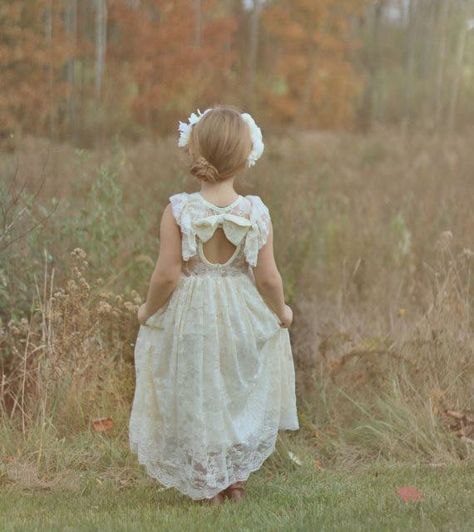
[443,409,474,439]
[397,486,423,503]
[314,458,324,470]
[92,417,113,432]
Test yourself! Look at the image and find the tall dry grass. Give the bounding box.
[292,236,473,467]
[1,128,473,487]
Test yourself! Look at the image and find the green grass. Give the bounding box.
[1,461,473,531]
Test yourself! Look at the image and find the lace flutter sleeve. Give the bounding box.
[169,192,198,261]
[169,192,189,227]
[243,195,271,267]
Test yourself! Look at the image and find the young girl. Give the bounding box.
[129,105,299,505]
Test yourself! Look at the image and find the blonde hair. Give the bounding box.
[188,105,253,183]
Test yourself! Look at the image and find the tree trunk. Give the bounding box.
[246,0,263,112]
[448,7,469,132]
[404,0,417,129]
[194,0,202,47]
[297,49,318,127]
[65,0,77,136]
[357,2,384,132]
[434,0,450,130]
[95,0,107,101]
[45,1,56,140]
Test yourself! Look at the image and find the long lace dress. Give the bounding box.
[129,191,299,500]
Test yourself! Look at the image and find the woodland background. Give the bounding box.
[2,0,474,142]
[0,1,474,524]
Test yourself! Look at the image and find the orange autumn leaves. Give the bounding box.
[108,0,237,131]
[263,0,368,128]
[110,0,368,130]
[0,1,70,134]
[0,0,367,138]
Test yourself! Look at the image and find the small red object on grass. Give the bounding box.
[397,486,423,503]
[92,417,114,432]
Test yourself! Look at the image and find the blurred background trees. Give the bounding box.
[1,0,474,144]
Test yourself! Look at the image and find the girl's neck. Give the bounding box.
[199,178,238,202]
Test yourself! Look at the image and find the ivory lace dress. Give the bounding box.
[129,191,299,500]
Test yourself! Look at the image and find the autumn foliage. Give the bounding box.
[0,1,70,136]
[263,0,368,128]
[0,0,367,139]
[108,0,238,132]
[1,0,473,140]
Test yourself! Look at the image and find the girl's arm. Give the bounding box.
[138,203,182,324]
[253,221,293,328]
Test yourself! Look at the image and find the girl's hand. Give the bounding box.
[137,303,152,326]
[279,304,293,328]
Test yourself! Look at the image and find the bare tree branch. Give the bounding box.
[0,149,59,253]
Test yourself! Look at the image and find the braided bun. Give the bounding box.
[190,156,220,183]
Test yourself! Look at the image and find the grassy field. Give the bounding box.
[1,130,473,530]
[1,453,473,531]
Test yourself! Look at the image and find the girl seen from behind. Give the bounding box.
[129,104,299,505]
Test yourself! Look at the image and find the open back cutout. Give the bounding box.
[201,228,237,265]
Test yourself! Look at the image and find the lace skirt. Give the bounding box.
[128,272,299,500]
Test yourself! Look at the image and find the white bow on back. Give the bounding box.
[192,213,253,246]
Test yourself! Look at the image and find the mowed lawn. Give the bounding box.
[1,462,473,531]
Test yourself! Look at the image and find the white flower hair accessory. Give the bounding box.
[177,107,264,168]
[240,112,264,167]
[177,108,212,148]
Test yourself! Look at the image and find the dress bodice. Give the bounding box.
[169,191,271,277]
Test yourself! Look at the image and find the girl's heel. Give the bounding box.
[223,481,246,502]
[199,491,225,506]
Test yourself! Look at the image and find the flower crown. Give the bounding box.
[177,108,264,167]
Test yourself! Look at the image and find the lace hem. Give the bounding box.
[129,425,298,500]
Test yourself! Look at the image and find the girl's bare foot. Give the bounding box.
[200,491,225,505]
[223,481,245,502]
